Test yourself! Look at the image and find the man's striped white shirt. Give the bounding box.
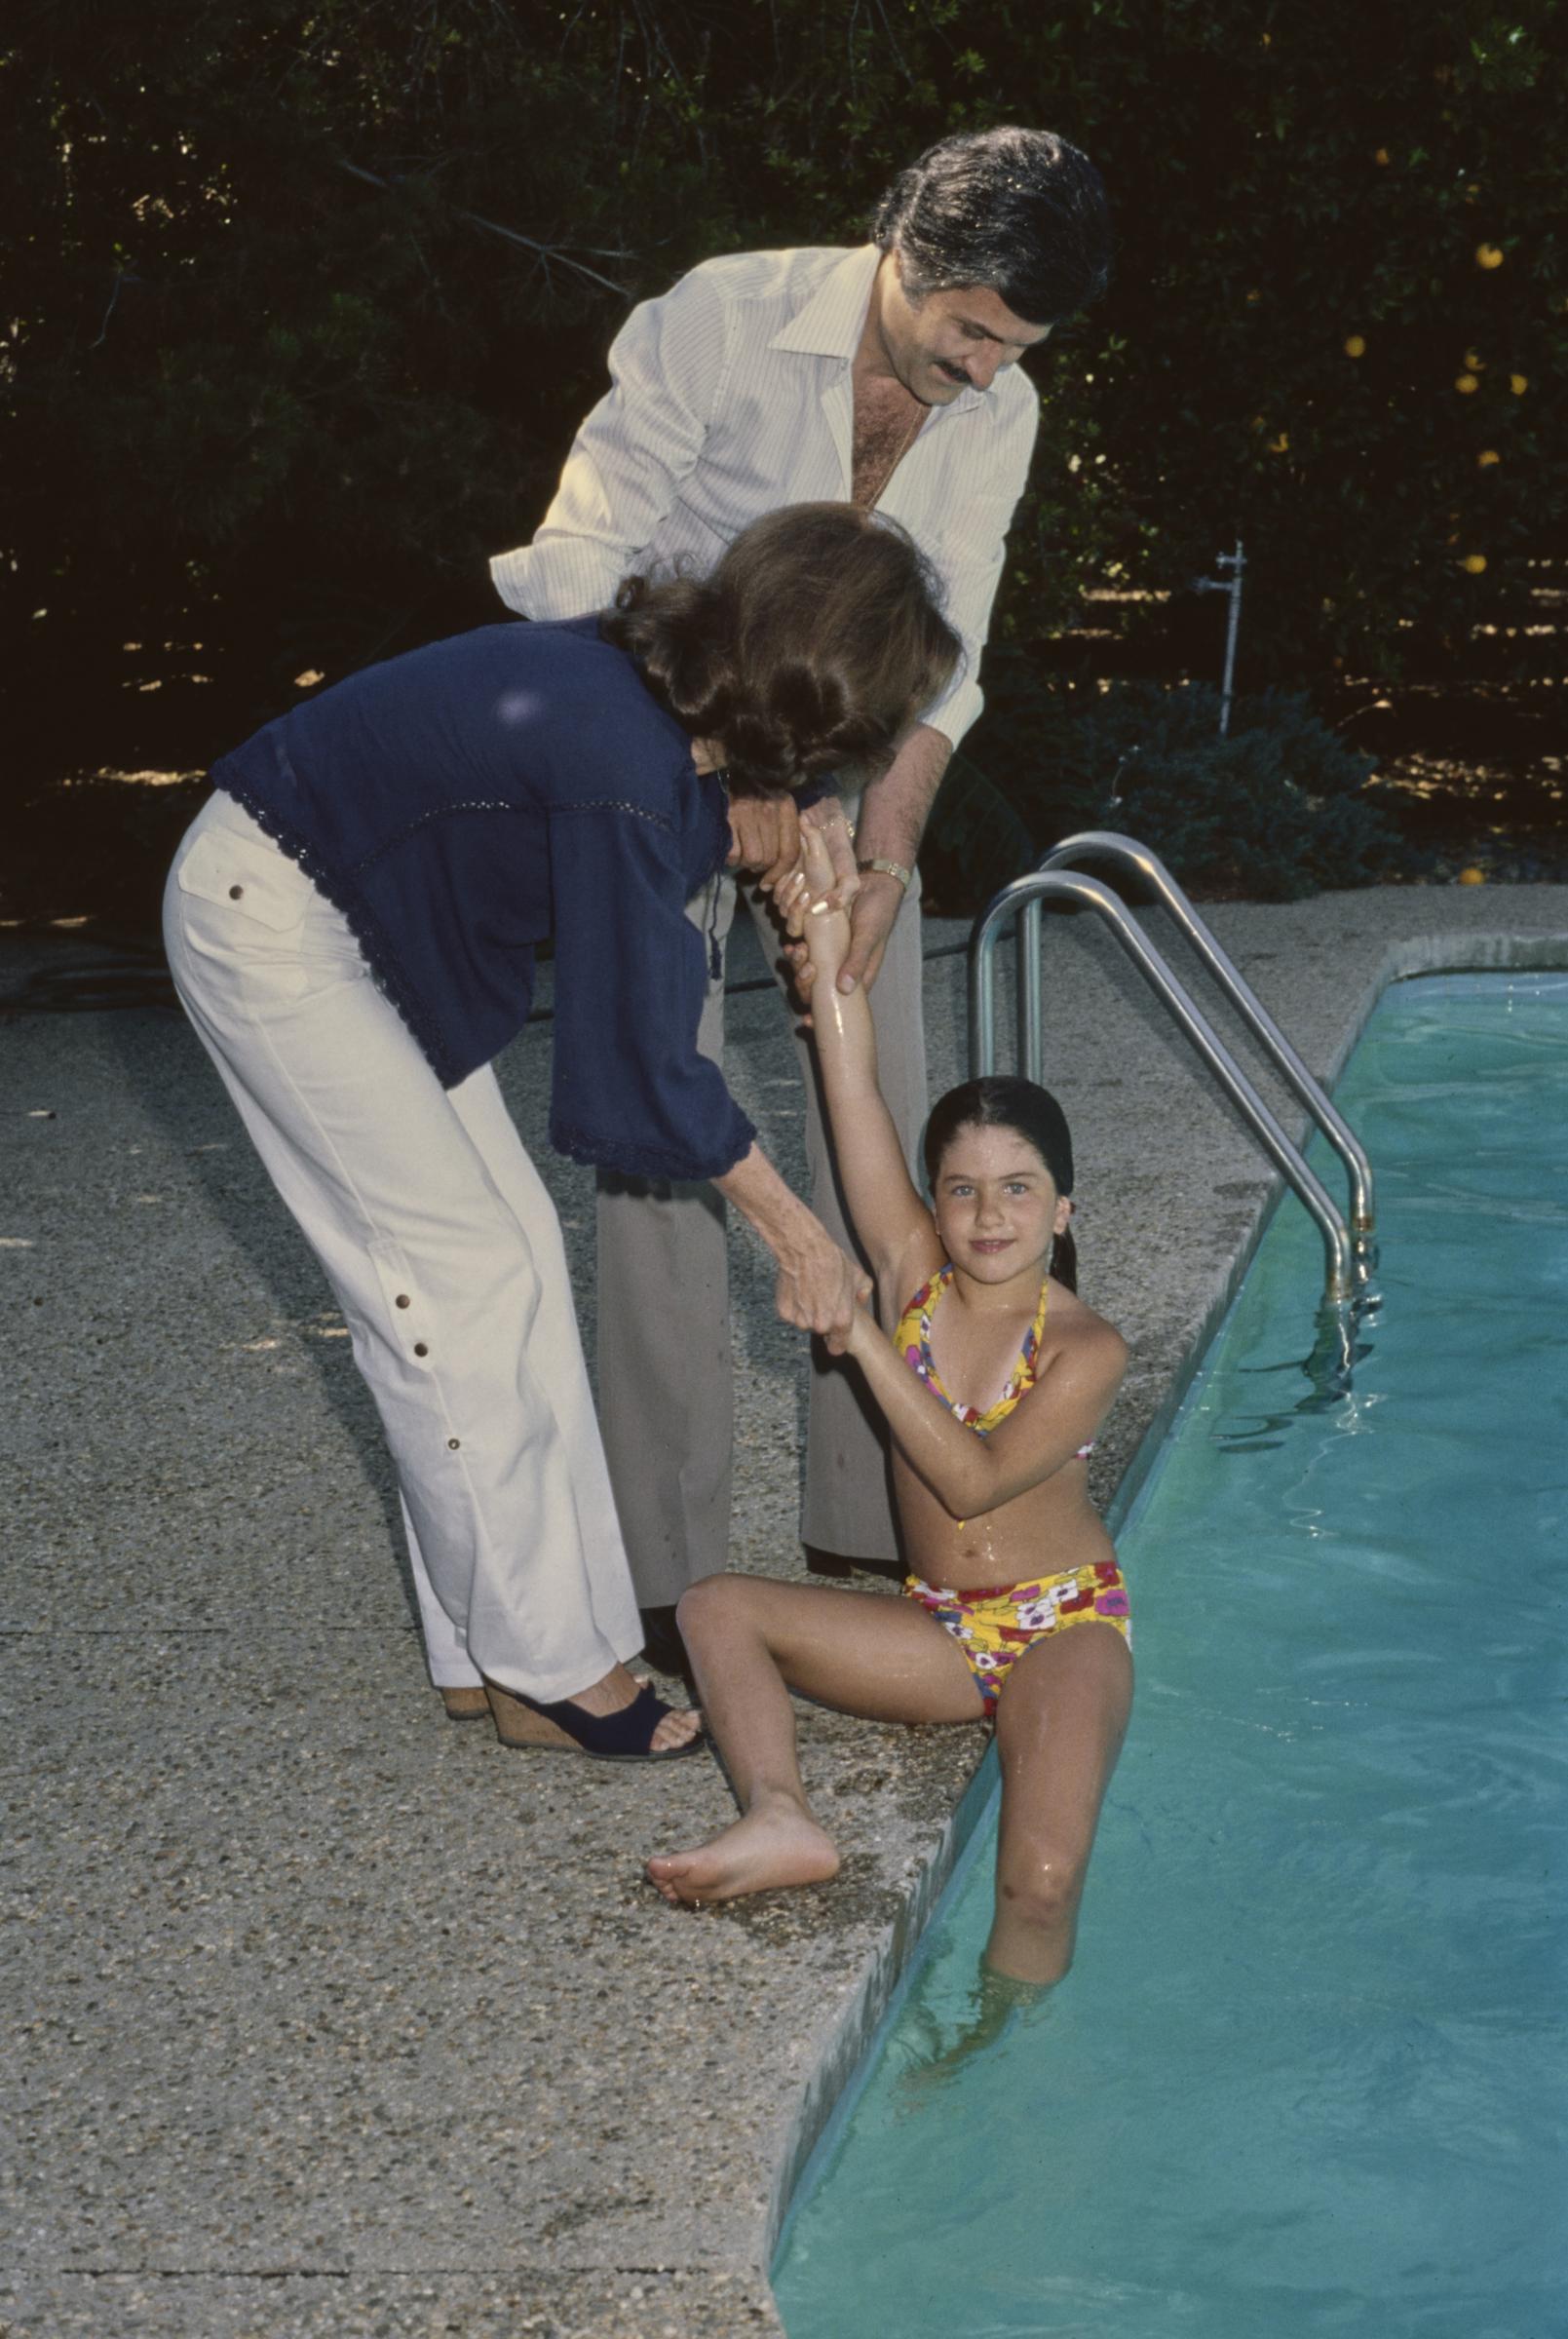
[490,244,1040,748]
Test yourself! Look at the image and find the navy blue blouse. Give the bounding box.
[210,617,756,1183]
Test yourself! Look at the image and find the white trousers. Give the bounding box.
[163,791,642,1699]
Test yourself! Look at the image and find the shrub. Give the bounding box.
[4,0,1563,779]
[923,665,1409,912]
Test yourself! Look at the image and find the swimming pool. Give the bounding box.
[774,971,1568,2339]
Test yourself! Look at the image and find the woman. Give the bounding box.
[164,504,959,1761]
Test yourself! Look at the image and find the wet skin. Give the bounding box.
[646,847,1131,1969]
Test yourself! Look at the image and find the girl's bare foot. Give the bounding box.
[646,1792,840,1905]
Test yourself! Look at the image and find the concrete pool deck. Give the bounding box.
[7,880,1568,2339]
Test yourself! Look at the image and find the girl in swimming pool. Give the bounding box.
[646,828,1133,1986]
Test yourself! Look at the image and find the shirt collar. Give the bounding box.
[769,243,988,414]
[770,245,882,359]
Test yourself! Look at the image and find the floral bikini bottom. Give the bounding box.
[904,1560,1131,1716]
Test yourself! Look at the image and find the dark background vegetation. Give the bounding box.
[4,0,1565,930]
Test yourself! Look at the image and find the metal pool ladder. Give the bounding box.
[967,829,1376,1306]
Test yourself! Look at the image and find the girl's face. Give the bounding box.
[932,1122,1073,1284]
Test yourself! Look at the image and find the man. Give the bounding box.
[490,126,1111,1668]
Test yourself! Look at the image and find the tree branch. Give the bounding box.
[336,159,631,297]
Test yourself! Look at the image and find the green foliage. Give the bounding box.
[985,0,1568,680]
[925,669,1410,911]
[3,0,1565,767]
[918,751,1039,918]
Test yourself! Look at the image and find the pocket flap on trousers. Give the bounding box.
[177,824,309,933]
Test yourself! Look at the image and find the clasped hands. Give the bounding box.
[725,792,901,996]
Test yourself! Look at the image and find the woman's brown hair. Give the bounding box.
[600,503,963,795]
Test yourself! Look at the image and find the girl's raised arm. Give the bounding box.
[787,828,936,1297]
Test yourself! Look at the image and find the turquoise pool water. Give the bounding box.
[775,972,1568,2339]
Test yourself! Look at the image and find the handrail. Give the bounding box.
[968,868,1358,1305]
[1031,831,1375,1246]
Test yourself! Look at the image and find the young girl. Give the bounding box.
[646,827,1133,1985]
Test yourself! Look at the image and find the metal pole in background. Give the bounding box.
[1218,539,1245,734]
[1194,539,1246,734]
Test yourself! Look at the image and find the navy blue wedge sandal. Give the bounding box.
[483,1677,705,1761]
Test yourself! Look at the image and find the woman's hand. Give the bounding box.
[761,795,859,978]
[726,794,800,893]
[773,1221,872,1354]
[712,1144,870,1354]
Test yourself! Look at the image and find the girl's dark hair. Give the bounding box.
[924,1075,1080,1291]
[872,126,1112,327]
[600,503,962,796]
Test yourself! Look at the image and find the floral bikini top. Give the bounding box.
[892,1264,1094,1455]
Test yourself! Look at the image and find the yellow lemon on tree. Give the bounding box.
[1458,866,1486,885]
[1268,431,1289,453]
[1465,349,1483,370]
[1474,243,1505,268]
[1344,334,1366,357]
[1374,147,1390,165]
[1511,372,1528,394]
[1456,373,1479,394]
[1477,448,1501,468]
[1463,554,1487,573]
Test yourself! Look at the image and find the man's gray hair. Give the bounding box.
[872,126,1111,327]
